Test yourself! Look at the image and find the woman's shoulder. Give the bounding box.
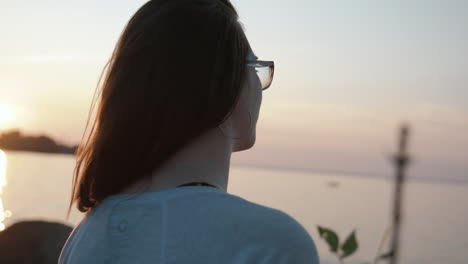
[217,193,320,263]
[212,192,314,239]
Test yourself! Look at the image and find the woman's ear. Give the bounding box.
[218,118,231,132]
[217,117,240,139]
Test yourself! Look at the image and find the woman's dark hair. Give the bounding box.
[67,0,249,217]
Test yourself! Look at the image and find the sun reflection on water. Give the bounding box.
[0,149,12,231]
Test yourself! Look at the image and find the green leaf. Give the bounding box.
[340,230,359,259]
[317,226,340,253]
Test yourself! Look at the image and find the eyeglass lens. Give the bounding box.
[255,65,273,90]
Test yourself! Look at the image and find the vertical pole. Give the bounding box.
[389,125,410,264]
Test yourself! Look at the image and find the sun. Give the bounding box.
[0,104,13,124]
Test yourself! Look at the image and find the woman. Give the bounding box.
[59,0,319,263]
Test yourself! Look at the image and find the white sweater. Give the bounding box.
[59,185,319,264]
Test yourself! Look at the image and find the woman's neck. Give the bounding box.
[119,128,232,194]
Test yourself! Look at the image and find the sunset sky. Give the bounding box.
[0,0,467,181]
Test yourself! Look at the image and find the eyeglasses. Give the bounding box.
[246,60,274,90]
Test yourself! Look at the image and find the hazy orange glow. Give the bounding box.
[0,104,13,125]
[0,150,8,231]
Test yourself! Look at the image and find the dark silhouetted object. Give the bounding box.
[0,220,73,264]
[389,124,411,264]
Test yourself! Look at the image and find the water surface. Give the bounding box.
[1,151,467,264]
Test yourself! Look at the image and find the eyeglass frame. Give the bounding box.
[246,60,275,90]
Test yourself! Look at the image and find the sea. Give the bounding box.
[1,150,467,264]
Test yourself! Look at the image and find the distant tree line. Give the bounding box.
[0,129,77,155]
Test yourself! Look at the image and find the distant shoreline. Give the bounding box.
[1,148,75,156]
[0,129,77,155]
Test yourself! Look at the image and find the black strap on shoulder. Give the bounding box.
[176,182,217,188]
